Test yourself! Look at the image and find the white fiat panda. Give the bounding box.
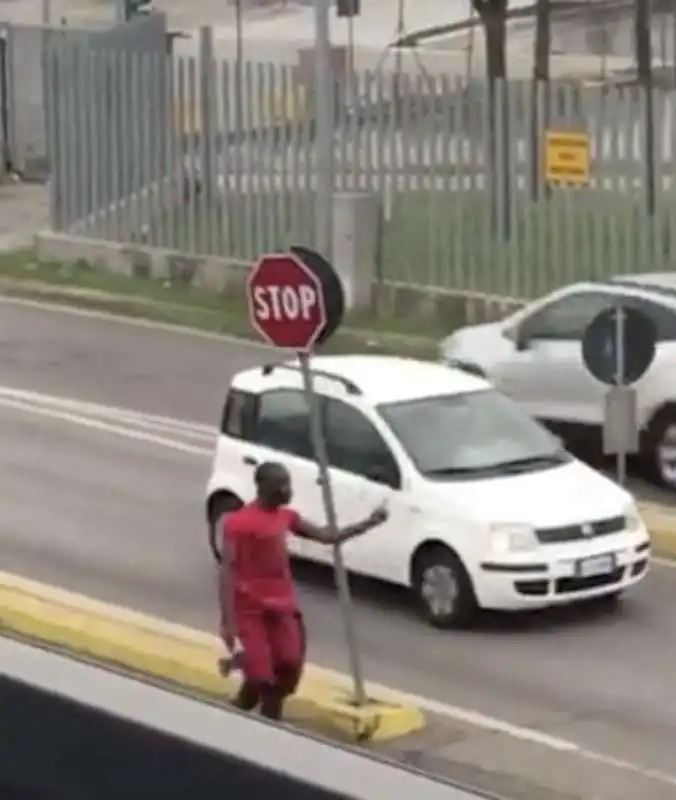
[205,355,650,628]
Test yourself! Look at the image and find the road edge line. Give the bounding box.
[0,290,433,353]
[0,571,424,743]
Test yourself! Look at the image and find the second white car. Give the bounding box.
[440,275,676,490]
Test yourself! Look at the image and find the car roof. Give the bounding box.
[601,274,676,304]
[232,354,490,405]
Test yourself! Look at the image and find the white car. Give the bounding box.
[205,354,650,628]
[440,275,676,490]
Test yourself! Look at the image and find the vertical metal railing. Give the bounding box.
[42,34,676,300]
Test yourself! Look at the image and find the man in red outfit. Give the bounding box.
[219,460,388,721]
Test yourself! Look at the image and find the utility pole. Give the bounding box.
[530,0,550,200]
[313,0,334,257]
[635,0,655,216]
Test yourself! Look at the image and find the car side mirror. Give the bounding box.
[504,325,529,352]
[514,332,530,352]
[365,462,397,488]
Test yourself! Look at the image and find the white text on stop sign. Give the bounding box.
[253,285,318,321]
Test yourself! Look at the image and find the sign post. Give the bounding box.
[246,248,367,706]
[581,304,657,485]
[297,352,366,706]
[613,307,627,484]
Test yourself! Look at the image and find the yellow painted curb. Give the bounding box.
[0,571,424,742]
[640,502,676,560]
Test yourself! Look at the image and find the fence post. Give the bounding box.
[198,25,216,251]
[41,0,51,26]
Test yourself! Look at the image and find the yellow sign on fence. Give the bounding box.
[544,130,590,185]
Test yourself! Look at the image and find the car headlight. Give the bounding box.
[624,502,643,533]
[489,523,539,555]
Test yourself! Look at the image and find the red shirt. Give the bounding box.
[222,502,300,613]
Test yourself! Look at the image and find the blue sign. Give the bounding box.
[582,305,657,386]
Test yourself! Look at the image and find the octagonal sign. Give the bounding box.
[246,251,327,351]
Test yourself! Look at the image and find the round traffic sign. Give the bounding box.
[581,305,657,386]
[246,248,344,350]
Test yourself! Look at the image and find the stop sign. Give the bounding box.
[247,252,328,351]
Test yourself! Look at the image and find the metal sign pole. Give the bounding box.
[614,306,627,486]
[298,351,367,707]
[586,304,654,471]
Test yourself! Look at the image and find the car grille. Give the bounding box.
[535,515,626,544]
[514,559,648,597]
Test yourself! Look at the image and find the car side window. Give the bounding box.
[253,390,313,459]
[521,292,613,341]
[618,296,676,341]
[323,398,401,489]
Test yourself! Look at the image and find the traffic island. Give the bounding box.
[0,570,425,743]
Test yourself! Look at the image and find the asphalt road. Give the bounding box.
[2,299,676,785]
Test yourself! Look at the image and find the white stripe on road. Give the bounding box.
[0,386,214,440]
[0,295,276,349]
[0,394,213,457]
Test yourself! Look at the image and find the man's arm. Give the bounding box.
[291,505,388,545]
[218,541,237,646]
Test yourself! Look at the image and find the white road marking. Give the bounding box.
[575,749,676,788]
[0,395,213,457]
[382,692,581,752]
[4,383,676,781]
[0,386,214,440]
[382,684,676,785]
[0,295,277,349]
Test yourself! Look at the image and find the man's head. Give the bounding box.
[255,461,292,508]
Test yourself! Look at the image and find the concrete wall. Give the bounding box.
[35,230,525,330]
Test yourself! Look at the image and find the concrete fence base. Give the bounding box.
[35,230,525,330]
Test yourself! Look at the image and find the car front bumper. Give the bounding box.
[474,535,651,611]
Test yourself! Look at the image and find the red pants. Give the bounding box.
[235,609,305,693]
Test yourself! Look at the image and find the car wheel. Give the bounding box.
[412,546,477,629]
[208,493,242,564]
[646,407,676,490]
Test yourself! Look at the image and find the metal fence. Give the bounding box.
[46,29,676,301]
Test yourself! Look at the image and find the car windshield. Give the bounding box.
[377,390,570,479]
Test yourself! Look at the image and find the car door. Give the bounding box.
[244,388,323,558]
[493,290,614,425]
[302,397,412,583]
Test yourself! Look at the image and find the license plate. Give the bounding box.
[577,554,615,577]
